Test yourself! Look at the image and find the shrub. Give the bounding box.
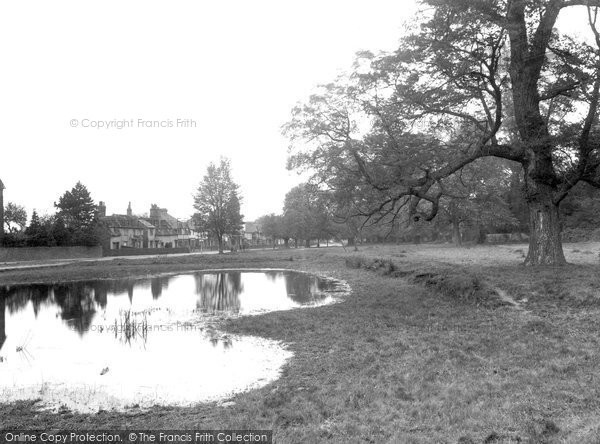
[344,255,369,269]
[344,256,398,276]
[413,271,502,306]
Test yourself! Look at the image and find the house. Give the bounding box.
[243,221,269,246]
[99,202,158,250]
[99,202,202,251]
[144,204,201,249]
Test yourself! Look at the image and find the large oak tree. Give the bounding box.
[285,0,600,265]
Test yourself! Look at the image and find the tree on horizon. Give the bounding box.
[193,158,244,253]
[55,182,101,246]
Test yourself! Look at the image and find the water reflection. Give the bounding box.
[0,271,338,351]
[0,295,5,353]
[151,277,169,299]
[195,272,243,314]
[0,270,344,412]
[1,278,163,337]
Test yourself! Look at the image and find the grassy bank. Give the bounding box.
[1,244,600,443]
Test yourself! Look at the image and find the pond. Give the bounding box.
[0,269,348,412]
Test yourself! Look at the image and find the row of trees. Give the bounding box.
[3,182,104,247]
[256,165,526,248]
[257,184,338,248]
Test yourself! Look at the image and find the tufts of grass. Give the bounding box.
[412,271,496,306]
[344,255,368,269]
[345,254,502,307]
[344,256,398,276]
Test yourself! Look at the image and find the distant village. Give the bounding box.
[99,201,266,252]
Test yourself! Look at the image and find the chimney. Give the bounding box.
[97,201,106,218]
[150,204,160,219]
[127,202,132,217]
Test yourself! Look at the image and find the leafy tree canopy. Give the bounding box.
[4,202,27,233]
[55,181,97,231]
[193,158,243,253]
[285,0,600,265]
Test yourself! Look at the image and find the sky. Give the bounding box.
[0,0,418,222]
[0,1,590,222]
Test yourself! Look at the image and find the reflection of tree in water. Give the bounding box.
[127,282,134,303]
[2,285,53,316]
[150,276,170,299]
[0,295,6,353]
[94,282,108,309]
[236,271,332,305]
[1,283,96,335]
[195,272,243,314]
[53,283,97,335]
[0,278,163,337]
[282,272,330,304]
[264,271,283,283]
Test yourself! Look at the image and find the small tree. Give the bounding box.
[25,211,56,247]
[55,182,96,231]
[283,183,332,247]
[257,214,289,247]
[55,182,101,246]
[193,158,244,253]
[51,216,72,246]
[4,202,27,234]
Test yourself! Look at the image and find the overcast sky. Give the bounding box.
[0,1,590,222]
[0,0,419,221]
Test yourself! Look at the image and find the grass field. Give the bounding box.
[1,243,600,443]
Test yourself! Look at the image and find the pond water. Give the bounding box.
[0,270,347,412]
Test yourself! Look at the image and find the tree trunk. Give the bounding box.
[217,234,223,254]
[523,184,566,265]
[452,217,462,247]
[504,2,567,266]
[476,226,487,244]
[305,239,310,248]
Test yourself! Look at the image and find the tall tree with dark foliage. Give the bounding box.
[55,182,100,246]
